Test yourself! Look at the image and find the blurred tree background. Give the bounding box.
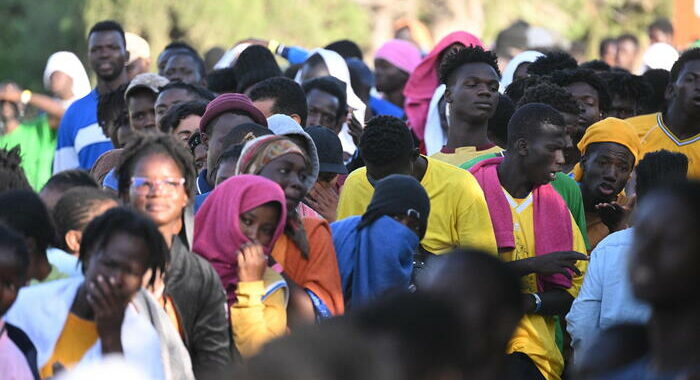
[0,0,671,92]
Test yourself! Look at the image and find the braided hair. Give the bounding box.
[0,146,31,193]
[53,187,118,252]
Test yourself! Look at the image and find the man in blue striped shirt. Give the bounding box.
[53,20,130,173]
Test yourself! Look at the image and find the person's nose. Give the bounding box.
[554,149,565,166]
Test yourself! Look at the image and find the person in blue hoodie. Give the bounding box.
[331,174,430,309]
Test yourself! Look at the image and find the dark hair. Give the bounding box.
[97,83,128,137]
[284,63,302,79]
[116,133,196,200]
[302,76,348,122]
[649,18,674,35]
[636,150,688,201]
[233,46,282,93]
[167,51,207,82]
[352,293,469,380]
[220,122,272,150]
[550,68,612,113]
[0,190,55,254]
[507,103,565,148]
[158,81,216,102]
[206,68,238,93]
[249,77,308,126]
[42,169,98,193]
[599,72,653,112]
[504,75,545,104]
[360,116,415,165]
[347,57,374,101]
[324,39,363,60]
[159,100,207,133]
[53,187,118,251]
[617,34,640,47]
[599,38,617,57]
[88,20,126,46]
[0,223,30,279]
[488,94,516,148]
[527,51,578,76]
[215,144,244,173]
[0,146,31,193]
[642,68,670,113]
[581,60,612,72]
[518,83,581,115]
[79,207,169,287]
[164,41,198,56]
[670,48,700,82]
[438,46,500,85]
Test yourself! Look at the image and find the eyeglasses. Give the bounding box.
[130,177,185,195]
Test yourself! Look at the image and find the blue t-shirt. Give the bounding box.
[369,96,405,119]
[196,170,213,195]
[54,89,114,173]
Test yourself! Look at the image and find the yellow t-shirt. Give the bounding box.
[500,190,588,380]
[337,156,497,255]
[40,313,98,378]
[626,112,659,139]
[231,268,288,357]
[640,113,700,179]
[430,145,503,167]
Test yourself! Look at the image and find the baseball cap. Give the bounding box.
[306,125,348,175]
[124,73,169,100]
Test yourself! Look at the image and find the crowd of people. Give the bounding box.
[1,15,699,380]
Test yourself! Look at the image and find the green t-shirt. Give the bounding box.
[0,114,57,190]
[460,152,591,250]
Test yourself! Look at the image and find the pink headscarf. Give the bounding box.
[375,39,422,74]
[193,175,287,305]
[403,31,484,143]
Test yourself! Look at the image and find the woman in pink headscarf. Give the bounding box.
[403,31,484,151]
[373,39,422,115]
[193,175,289,357]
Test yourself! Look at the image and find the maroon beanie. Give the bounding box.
[199,93,268,133]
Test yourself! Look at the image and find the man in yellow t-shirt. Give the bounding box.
[470,104,588,380]
[337,116,496,255]
[638,49,700,179]
[429,46,503,166]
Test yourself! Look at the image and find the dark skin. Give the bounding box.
[497,122,589,315]
[607,95,637,120]
[0,250,25,316]
[298,58,329,83]
[565,82,602,144]
[157,47,190,75]
[154,88,197,127]
[374,58,410,108]
[663,60,700,139]
[305,89,343,133]
[631,194,700,373]
[164,54,205,86]
[513,62,531,81]
[444,63,500,150]
[202,113,255,187]
[127,92,158,132]
[88,31,130,94]
[71,233,150,354]
[579,142,635,232]
[365,148,428,185]
[561,111,582,173]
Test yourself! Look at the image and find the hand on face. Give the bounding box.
[237,243,266,282]
[305,181,339,222]
[86,274,130,349]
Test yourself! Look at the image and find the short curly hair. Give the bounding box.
[549,68,612,113]
[250,77,309,126]
[670,48,700,82]
[518,83,581,115]
[359,116,415,165]
[527,51,578,76]
[438,46,500,85]
[580,60,612,72]
[599,72,653,111]
[116,133,196,201]
[0,146,31,193]
[302,76,348,122]
[505,76,547,104]
[159,100,207,133]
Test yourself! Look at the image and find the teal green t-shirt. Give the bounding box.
[0,114,57,190]
[460,152,591,250]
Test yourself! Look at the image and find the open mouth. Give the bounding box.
[597,182,616,196]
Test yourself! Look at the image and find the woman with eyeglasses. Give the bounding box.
[115,133,233,378]
[330,174,430,309]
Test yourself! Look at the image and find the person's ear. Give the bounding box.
[444,87,454,104]
[665,82,676,102]
[515,138,528,157]
[65,230,82,256]
[290,113,303,125]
